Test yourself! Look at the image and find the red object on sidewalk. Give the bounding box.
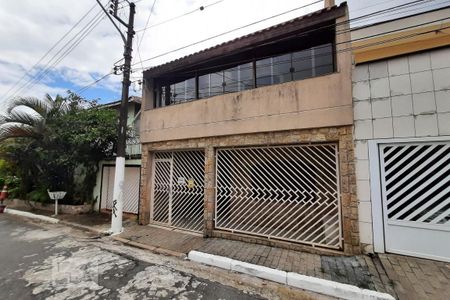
[0,185,8,201]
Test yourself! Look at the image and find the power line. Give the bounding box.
[144,16,450,87]
[349,0,448,26]
[137,0,157,46]
[130,0,438,71]
[8,10,104,98]
[9,9,106,99]
[1,2,99,101]
[76,71,114,95]
[77,0,447,94]
[150,23,450,103]
[130,0,322,68]
[134,0,225,33]
[136,0,157,71]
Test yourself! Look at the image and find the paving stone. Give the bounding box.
[110,224,450,299]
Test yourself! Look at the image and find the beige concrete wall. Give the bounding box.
[140,14,352,143]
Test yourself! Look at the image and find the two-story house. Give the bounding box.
[93,96,142,216]
[138,2,360,254]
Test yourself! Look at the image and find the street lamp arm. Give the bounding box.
[95,0,127,43]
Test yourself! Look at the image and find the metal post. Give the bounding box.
[55,199,58,216]
[110,2,136,235]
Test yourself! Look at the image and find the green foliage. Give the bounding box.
[27,188,49,203]
[0,91,118,204]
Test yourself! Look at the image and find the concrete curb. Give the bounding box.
[188,251,395,300]
[4,208,59,224]
[112,236,186,259]
[58,220,105,235]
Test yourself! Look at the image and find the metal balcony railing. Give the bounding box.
[126,134,141,157]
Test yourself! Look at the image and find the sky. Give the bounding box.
[0,0,448,108]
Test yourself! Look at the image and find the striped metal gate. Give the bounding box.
[380,142,450,261]
[216,144,342,249]
[101,166,140,214]
[151,151,205,232]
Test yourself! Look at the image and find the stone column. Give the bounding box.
[203,145,216,237]
[139,144,151,225]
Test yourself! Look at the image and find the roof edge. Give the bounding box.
[143,3,347,78]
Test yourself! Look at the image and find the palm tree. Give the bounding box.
[0,94,69,142]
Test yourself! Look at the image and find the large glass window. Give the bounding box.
[173,82,184,104]
[198,74,210,99]
[256,57,272,87]
[210,73,224,97]
[224,67,239,94]
[154,42,334,107]
[238,62,254,91]
[185,77,196,101]
[292,48,312,80]
[272,54,291,84]
[312,43,333,77]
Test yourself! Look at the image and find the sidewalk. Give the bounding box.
[118,224,396,297]
[117,225,450,300]
[6,207,449,300]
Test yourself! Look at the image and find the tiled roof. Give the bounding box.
[102,96,142,108]
[143,3,346,77]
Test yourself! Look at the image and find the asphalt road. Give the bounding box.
[0,214,267,300]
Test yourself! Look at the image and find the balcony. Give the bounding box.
[140,4,352,144]
[125,133,141,158]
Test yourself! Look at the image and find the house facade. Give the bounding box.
[93,96,142,215]
[351,7,450,261]
[139,3,361,254]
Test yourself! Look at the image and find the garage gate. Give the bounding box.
[215,144,342,249]
[151,151,205,232]
[379,142,450,262]
[101,165,141,214]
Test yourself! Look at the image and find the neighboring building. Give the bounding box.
[351,7,450,261]
[139,3,361,254]
[93,96,142,215]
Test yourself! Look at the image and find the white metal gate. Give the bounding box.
[101,166,140,214]
[216,144,342,249]
[151,151,205,232]
[380,142,450,262]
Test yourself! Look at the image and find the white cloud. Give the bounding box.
[0,0,447,108]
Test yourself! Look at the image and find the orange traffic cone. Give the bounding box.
[0,185,7,200]
[0,185,7,213]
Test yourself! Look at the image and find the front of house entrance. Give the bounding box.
[150,150,205,233]
[373,140,450,262]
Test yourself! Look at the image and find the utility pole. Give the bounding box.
[96,0,135,234]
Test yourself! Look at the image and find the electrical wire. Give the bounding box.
[8,10,105,99]
[134,0,225,33]
[76,71,114,95]
[130,0,323,68]
[136,0,157,72]
[66,0,449,96]
[145,19,450,89]
[26,14,107,92]
[1,2,99,101]
[9,9,107,99]
[131,0,442,71]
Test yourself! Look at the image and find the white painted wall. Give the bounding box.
[93,159,141,212]
[352,47,450,252]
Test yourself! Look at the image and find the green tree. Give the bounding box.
[0,92,118,204]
